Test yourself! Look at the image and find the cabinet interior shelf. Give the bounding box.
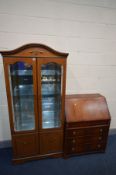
[41,81,60,84]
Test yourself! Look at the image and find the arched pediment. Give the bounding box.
[0,43,68,58]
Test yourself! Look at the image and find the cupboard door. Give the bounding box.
[37,59,66,129]
[40,131,63,154]
[13,133,38,158]
[4,58,38,132]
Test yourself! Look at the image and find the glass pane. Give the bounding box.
[9,62,35,131]
[41,63,62,129]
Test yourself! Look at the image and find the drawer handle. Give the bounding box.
[23,142,27,145]
[100,128,103,132]
[99,136,102,140]
[33,58,36,61]
[72,139,76,143]
[97,144,101,148]
[72,147,75,151]
[73,131,76,135]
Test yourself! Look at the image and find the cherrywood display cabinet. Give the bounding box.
[1,43,68,164]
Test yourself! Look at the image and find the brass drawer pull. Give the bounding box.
[72,139,76,143]
[23,142,27,145]
[73,131,76,135]
[100,128,103,132]
[99,136,102,140]
[72,147,75,151]
[33,58,36,61]
[97,144,101,148]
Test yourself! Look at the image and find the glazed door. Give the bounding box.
[37,58,66,130]
[4,58,38,133]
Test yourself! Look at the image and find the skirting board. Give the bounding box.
[0,129,116,149]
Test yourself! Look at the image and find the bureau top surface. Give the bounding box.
[65,94,111,123]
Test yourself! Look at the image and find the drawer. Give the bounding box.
[76,134,107,144]
[64,138,77,154]
[65,140,106,155]
[40,131,63,155]
[65,134,107,145]
[13,134,38,158]
[66,126,109,137]
[76,142,106,154]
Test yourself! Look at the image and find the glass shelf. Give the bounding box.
[42,82,61,95]
[11,70,32,76]
[42,121,61,129]
[42,111,61,129]
[13,85,34,96]
[41,69,61,76]
[41,63,62,129]
[41,80,60,84]
[9,62,35,131]
[42,103,58,111]
[41,74,61,81]
[15,113,35,131]
[42,97,61,111]
[14,96,34,111]
[13,95,35,131]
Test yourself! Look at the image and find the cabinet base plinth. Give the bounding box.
[12,152,63,164]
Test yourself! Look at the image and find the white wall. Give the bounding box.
[0,0,116,141]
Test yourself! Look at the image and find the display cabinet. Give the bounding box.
[1,43,68,163]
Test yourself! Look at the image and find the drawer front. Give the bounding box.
[13,134,38,158]
[40,131,63,155]
[76,134,107,144]
[77,142,106,153]
[66,126,109,138]
[64,125,109,155]
[65,138,77,154]
[65,133,107,145]
[65,138,106,155]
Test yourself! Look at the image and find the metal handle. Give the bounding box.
[72,147,75,151]
[73,131,76,135]
[97,144,101,148]
[99,136,102,140]
[100,128,103,132]
[72,139,76,143]
[23,142,27,145]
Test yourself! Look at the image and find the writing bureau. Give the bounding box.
[64,94,111,157]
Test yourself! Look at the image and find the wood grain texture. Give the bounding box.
[2,44,68,163]
[0,0,116,152]
[64,94,111,158]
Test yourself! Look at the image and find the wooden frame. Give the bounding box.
[1,43,68,163]
[3,57,38,134]
[64,94,111,158]
[37,57,67,131]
